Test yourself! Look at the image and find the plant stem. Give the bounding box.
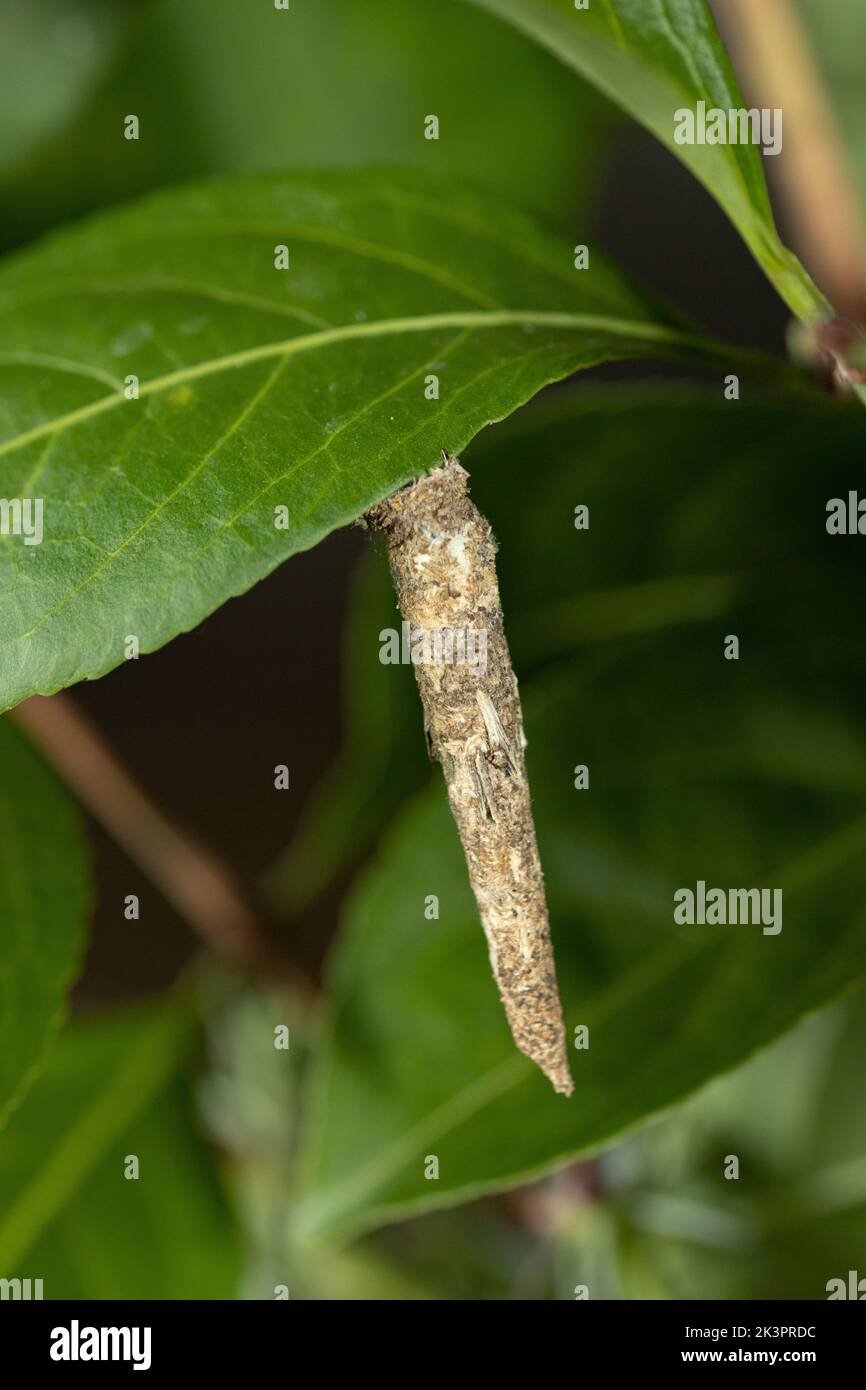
[13,692,310,994]
[714,0,866,321]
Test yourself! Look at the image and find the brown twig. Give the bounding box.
[713,0,866,321]
[367,456,573,1095]
[13,692,311,994]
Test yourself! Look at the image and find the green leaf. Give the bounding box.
[0,716,89,1129]
[294,394,866,1242]
[24,1085,242,1299]
[198,984,442,1300]
[0,1002,183,1267]
[264,384,863,910]
[557,1004,866,1300]
[297,656,866,1242]
[463,0,829,322]
[0,167,745,715]
[156,0,609,219]
[264,547,430,916]
[0,998,239,1296]
[0,0,612,255]
[0,0,138,178]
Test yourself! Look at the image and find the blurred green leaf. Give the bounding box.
[467,388,866,679]
[594,997,866,1299]
[811,998,866,1170]
[0,717,89,1129]
[294,392,866,1242]
[264,548,429,915]
[0,0,137,177]
[265,386,864,912]
[160,0,608,216]
[296,647,866,1241]
[0,1001,184,1268]
[464,0,828,322]
[200,983,549,1299]
[24,1082,242,1299]
[0,997,239,1296]
[0,167,733,714]
[0,0,612,254]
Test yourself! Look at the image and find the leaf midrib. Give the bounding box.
[0,308,712,462]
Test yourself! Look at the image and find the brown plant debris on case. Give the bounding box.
[366,453,573,1095]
